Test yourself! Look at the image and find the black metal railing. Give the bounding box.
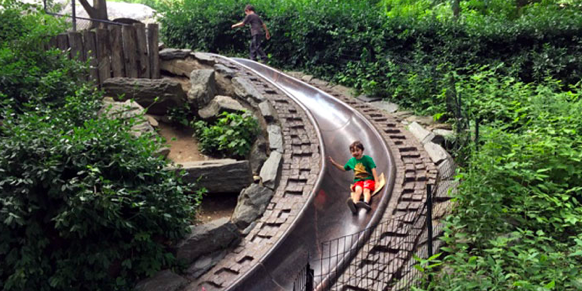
[294,159,456,291]
[43,0,132,31]
[293,257,315,291]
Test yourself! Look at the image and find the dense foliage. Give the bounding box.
[158,0,582,289]
[0,1,200,290]
[416,73,582,290]
[193,111,260,159]
[159,0,582,116]
[0,1,85,118]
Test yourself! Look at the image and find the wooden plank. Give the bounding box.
[147,23,160,79]
[56,33,70,58]
[48,36,58,49]
[122,25,138,78]
[96,28,111,85]
[68,31,85,62]
[109,25,125,77]
[83,30,99,84]
[134,23,150,78]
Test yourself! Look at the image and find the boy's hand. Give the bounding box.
[266,31,271,40]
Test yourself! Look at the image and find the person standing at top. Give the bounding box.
[231,4,271,63]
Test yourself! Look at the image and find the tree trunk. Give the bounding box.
[78,0,108,28]
[452,0,461,18]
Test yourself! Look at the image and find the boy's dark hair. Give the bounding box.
[349,141,364,152]
[245,4,255,12]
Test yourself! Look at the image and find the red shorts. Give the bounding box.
[351,180,375,192]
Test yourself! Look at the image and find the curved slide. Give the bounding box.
[224,58,397,290]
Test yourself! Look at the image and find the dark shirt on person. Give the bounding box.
[243,13,264,36]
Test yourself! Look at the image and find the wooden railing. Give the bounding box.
[48,23,161,86]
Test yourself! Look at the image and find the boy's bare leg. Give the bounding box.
[352,186,363,203]
[356,188,372,211]
[363,189,372,203]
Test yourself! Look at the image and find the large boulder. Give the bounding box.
[192,52,216,67]
[214,64,237,96]
[260,151,282,190]
[159,49,192,60]
[161,59,202,77]
[408,121,435,145]
[369,100,399,114]
[231,184,274,229]
[424,142,450,165]
[176,218,240,265]
[187,69,216,108]
[248,135,268,175]
[186,250,227,279]
[170,159,252,194]
[198,95,246,120]
[60,1,157,25]
[99,98,155,138]
[258,101,276,122]
[159,50,217,78]
[102,78,186,115]
[267,124,283,153]
[232,77,265,104]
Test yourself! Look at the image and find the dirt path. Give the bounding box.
[156,122,237,225]
[157,122,212,163]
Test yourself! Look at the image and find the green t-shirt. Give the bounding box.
[344,155,376,182]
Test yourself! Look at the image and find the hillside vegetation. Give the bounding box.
[0,1,202,290]
[159,0,582,289]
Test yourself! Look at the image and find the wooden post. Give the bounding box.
[96,28,111,85]
[56,33,70,57]
[109,25,125,78]
[68,31,85,62]
[48,36,58,49]
[122,25,138,78]
[147,23,160,79]
[83,30,99,84]
[134,23,150,78]
[426,183,434,285]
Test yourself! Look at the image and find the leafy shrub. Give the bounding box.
[0,110,199,290]
[193,111,259,159]
[415,81,582,290]
[0,3,201,290]
[166,103,196,128]
[0,0,87,118]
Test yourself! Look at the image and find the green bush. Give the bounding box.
[0,111,199,290]
[414,79,582,290]
[193,111,259,159]
[0,3,201,290]
[0,0,87,118]
[166,103,196,128]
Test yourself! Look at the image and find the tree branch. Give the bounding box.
[77,0,97,19]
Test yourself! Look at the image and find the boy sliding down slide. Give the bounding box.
[329,140,384,214]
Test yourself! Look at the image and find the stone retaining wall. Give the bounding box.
[136,53,455,291]
[182,57,323,291]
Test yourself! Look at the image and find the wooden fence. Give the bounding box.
[48,23,161,86]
